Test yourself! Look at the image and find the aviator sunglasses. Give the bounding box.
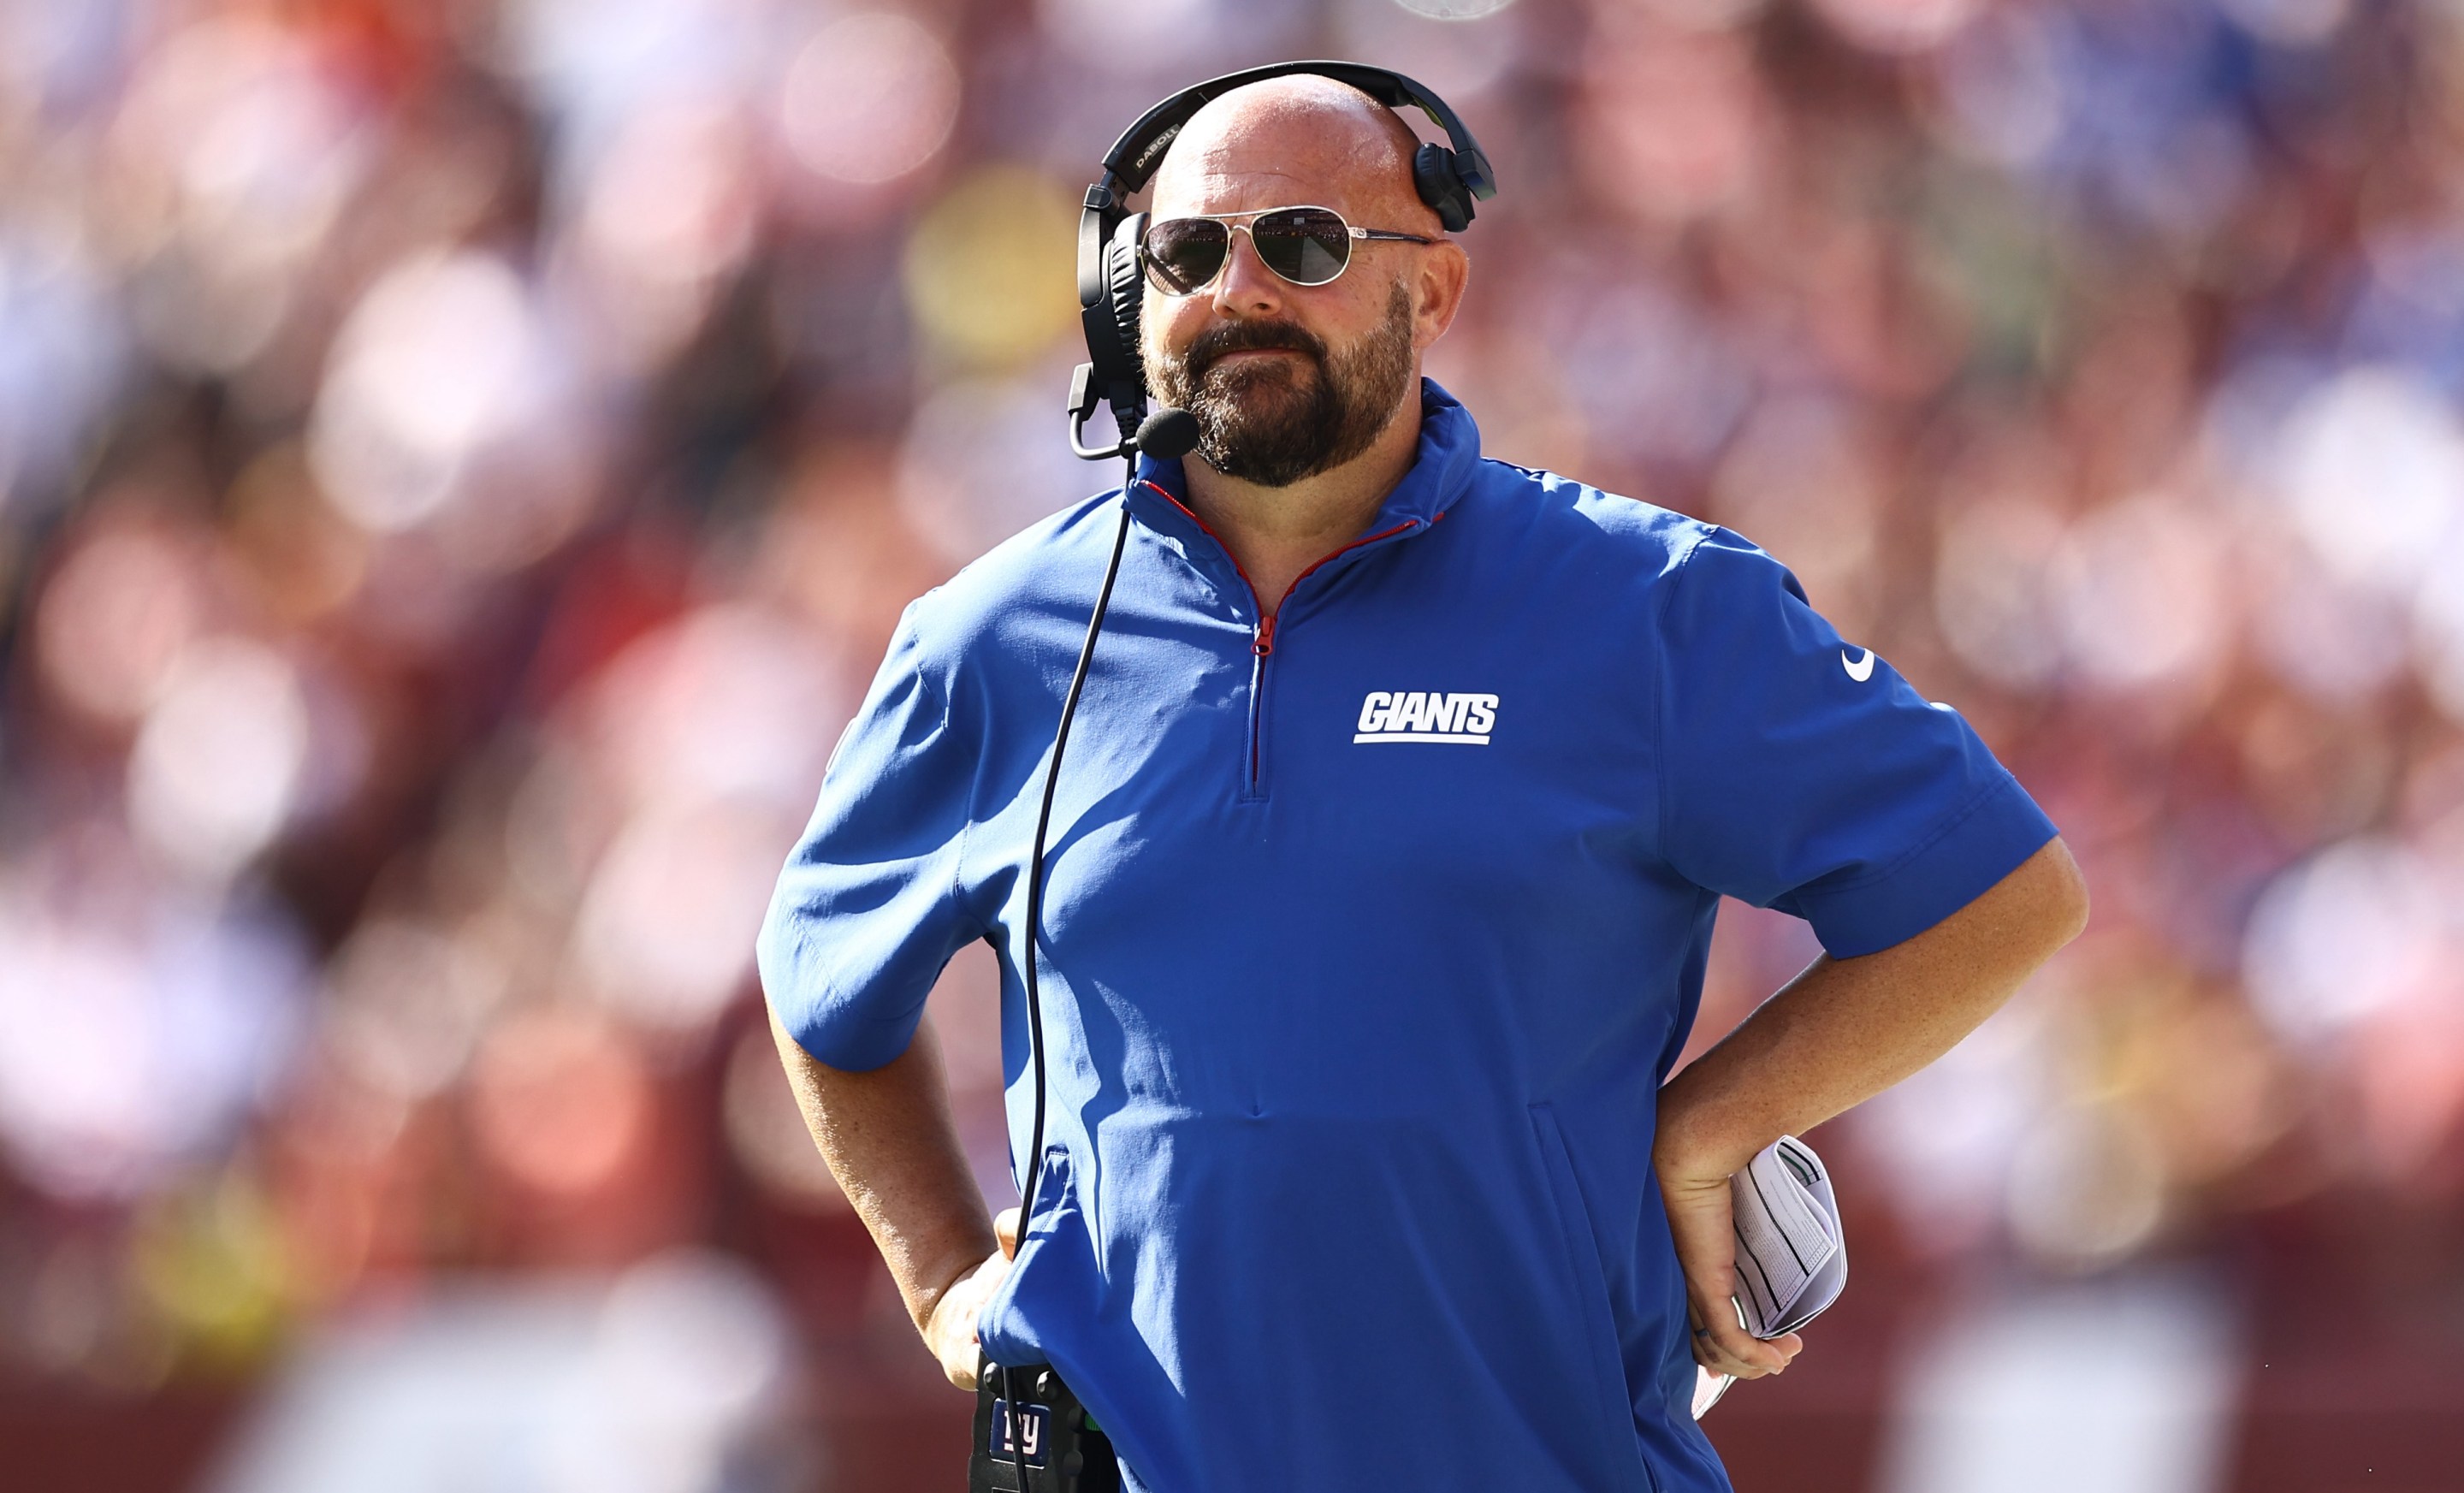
[1140,205,1438,296]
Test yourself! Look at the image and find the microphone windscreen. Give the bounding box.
[1134,407,1200,461]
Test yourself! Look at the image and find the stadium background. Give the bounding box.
[1,0,2461,1488]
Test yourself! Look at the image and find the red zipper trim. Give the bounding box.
[1247,517,1413,785]
[1253,518,1417,655]
[1140,478,1267,622]
[1136,478,1419,655]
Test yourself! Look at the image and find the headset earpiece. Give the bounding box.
[1413,142,1475,233]
[1106,213,1147,389]
[1071,195,1148,455]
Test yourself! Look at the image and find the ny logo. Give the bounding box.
[990,1399,1050,1467]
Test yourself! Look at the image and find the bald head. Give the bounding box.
[1147,76,1442,236]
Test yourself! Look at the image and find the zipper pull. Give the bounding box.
[1253,615,1276,656]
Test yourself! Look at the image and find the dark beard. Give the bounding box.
[1146,281,1417,489]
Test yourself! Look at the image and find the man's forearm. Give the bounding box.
[1655,838,2088,1380]
[769,1009,998,1334]
[1658,837,2090,1173]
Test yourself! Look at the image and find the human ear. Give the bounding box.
[1412,242,1471,352]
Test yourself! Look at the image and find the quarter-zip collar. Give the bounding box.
[1122,377,1482,589]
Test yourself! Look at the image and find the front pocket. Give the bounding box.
[1531,1104,1661,1493]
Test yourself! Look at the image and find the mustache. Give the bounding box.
[1181,318,1329,380]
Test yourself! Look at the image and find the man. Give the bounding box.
[758,75,2087,1492]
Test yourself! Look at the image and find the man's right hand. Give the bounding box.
[924,1206,1022,1389]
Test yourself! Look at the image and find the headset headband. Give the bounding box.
[1095,60,1497,204]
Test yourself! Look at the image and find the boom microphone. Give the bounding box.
[1134,406,1199,460]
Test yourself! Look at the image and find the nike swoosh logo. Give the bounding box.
[1842,648,1876,682]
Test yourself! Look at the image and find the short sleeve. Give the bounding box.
[1654,528,2057,957]
[756,608,983,1069]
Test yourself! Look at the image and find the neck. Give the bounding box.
[1180,383,1425,619]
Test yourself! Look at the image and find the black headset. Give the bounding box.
[1064,60,1499,460]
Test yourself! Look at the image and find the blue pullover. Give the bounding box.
[758,382,2056,1492]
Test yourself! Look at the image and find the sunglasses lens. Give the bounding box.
[1253,208,1351,286]
[1142,218,1229,295]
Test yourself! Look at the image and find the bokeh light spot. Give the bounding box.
[780,14,961,186]
[2275,366,2464,594]
[37,522,207,724]
[903,167,1081,370]
[127,637,310,880]
[1810,0,1984,54]
[322,919,509,1102]
[309,251,547,534]
[1935,497,2066,690]
[1391,0,1517,17]
[2005,1104,2167,1265]
[583,98,759,288]
[593,1251,795,1445]
[1038,0,1233,72]
[576,799,786,1034]
[1578,23,1768,222]
[470,1005,652,1200]
[2050,493,2230,693]
[2243,838,2444,1046]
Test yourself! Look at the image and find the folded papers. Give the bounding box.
[1691,1135,1847,1419]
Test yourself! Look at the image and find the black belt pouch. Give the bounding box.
[968,1355,1121,1492]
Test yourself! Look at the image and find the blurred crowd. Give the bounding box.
[0,0,2460,1485]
